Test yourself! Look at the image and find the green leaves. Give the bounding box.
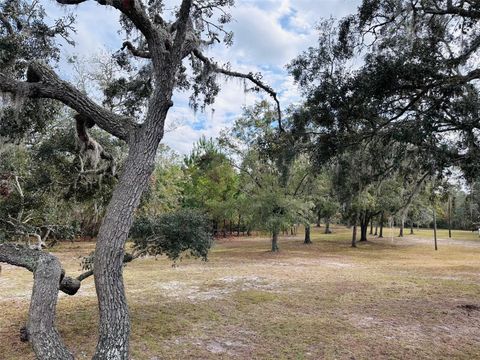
[131,209,213,262]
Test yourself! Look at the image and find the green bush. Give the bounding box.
[130,209,213,262]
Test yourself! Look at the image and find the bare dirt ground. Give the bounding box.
[1,226,479,359]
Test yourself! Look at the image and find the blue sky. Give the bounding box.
[48,0,361,154]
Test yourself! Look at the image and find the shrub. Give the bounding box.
[130,209,213,262]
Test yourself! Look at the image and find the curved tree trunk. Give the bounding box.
[92,107,168,359]
[28,255,74,360]
[304,224,312,244]
[0,244,80,359]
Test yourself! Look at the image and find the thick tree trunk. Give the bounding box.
[359,214,368,242]
[28,255,74,360]
[360,222,368,242]
[271,230,279,252]
[379,211,384,238]
[0,244,80,359]
[304,224,312,244]
[410,220,414,235]
[369,218,373,235]
[92,127,163,360]
[316,213,321,227]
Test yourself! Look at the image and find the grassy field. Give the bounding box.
[1,226,480,360]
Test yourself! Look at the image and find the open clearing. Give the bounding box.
[1,226,480,360]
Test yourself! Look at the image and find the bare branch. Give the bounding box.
[122,41,151,59]
[192,49,284,131]
[76,250,145,282]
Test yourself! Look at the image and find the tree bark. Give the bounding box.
[304,224,312,244]
[316,213,321,227]
[271,230,280,252]
[410,220,414,235]
[351,216,358,248]
[398,211,406,237]
[369,218,373,235]
[379,211,384,238]
[92,123,166,359]
[0,244,80,359]
[359,214,368,242]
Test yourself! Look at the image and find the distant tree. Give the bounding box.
[221,102,313,251]
[183,136,239,235]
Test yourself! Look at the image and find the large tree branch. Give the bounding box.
[170,0,194,66]
[57,0,157,40]
[0,62,136,142]
[76,250,143,282]
[192,49,284,132]
[421,3,480,19]
[0,243,77,359]
[122,41,151,59]
[0,243,81,295]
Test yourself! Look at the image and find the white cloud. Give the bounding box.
[45,0,361,154]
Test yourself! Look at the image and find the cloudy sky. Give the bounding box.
[48,0,361,154]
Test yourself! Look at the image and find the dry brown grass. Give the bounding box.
[1,226,480,359]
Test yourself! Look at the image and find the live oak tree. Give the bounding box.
[221,101,313,252]
[288,1,480,221]
[0,0,282,359]
[334,0,480,179]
